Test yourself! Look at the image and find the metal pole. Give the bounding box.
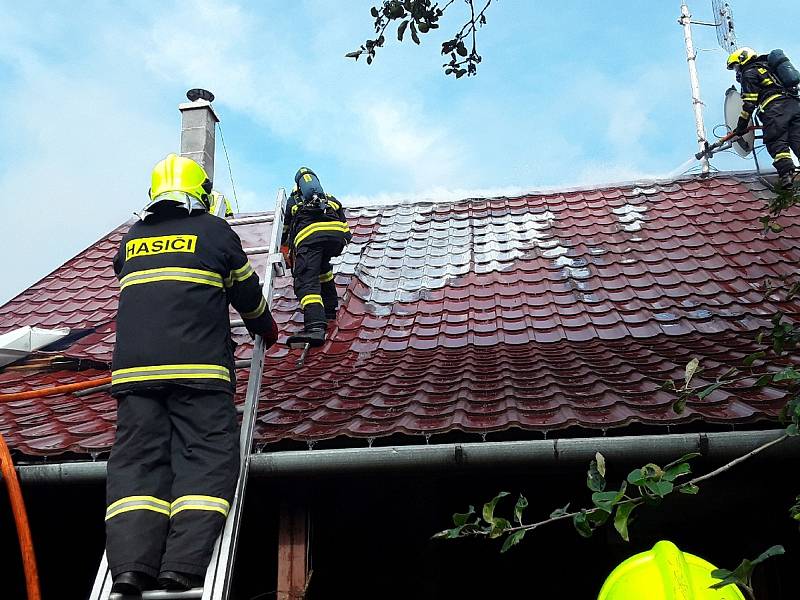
[679,2,710,174]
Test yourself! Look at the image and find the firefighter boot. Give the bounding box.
[287,327,326,348]
[158,571,204,591]
[112,571,157,596]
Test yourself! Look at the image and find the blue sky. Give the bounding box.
[1,1,798,305]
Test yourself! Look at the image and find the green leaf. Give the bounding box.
[613,502,637,542]
[663,462,692,482]
[661,379,676,391]
[500,530,526,553]
[370,6,379,17]
[514,494,528,525]
[433,524,466,539]
[743,351,766,366]
[750,545,785,567]
[586,509,610,526]
[549,503,570,519]
[627,468,645,486]
[452,505,475,526]
[679,483,700,495]
[787,423,799,436]
[410,20,420,44]
[587,457,606,492]
[641,463,664,479]
[595,452,606,478]
[697,381,725,400]
[774,367,800,382]
[709,568,736,589]
[684,358,700,386]
[710,559,754,590]
[591,483,627,513]
[664,452,701,470]
[482,492,509,525]
[397,19,409,41]
[572,512,593,538]
[754,373,774,387]
[673,395,687,414]
[644,480,674,497]
[489,517,511,538]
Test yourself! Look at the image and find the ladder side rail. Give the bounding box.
[89,551,113,599]
[204,188,287,600]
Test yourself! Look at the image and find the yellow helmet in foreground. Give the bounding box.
[727,47,757,70]
[150,154,212,204]
[598,541,745,600]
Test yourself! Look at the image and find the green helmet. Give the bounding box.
[598,541,745,600]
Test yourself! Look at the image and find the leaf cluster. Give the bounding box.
[348,0,493,78]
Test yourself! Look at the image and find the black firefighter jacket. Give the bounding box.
[281,192,352,250]
[111,208,278,395]
[739,59,795,121]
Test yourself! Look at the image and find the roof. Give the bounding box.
[1,173,798,458]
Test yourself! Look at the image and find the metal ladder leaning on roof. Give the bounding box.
[89,187,288,600]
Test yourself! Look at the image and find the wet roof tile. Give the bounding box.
[1,174,798,456]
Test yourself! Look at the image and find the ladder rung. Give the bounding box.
[244,246,269,255]
[227,215,273,226]
[111,588,203,599]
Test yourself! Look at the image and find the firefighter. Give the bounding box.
[728,47,800,188]
[281,167,351,347]
[106,154,278,595]
[209,190,234,218]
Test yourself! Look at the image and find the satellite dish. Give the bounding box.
[724,86,755,157]
[712,0,737,53]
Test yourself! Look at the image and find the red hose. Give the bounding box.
[0,377,112,401]
[0,433,40,600]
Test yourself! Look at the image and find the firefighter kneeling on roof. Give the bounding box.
[282,167,351,347]
[106,154,278,596]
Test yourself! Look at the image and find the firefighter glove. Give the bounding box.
[733,116,749,136]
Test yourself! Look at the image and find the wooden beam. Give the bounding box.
[277,502,309,600]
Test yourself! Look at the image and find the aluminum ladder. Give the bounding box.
[89,188,287,600]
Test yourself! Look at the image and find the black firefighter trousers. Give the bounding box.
[293,240,342,331]
[762,97,800,177]
[105,386,239,578]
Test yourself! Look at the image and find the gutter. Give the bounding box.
[16,429,798,485]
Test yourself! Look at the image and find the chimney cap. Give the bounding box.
[187,88,215,103]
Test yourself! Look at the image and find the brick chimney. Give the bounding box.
[179,88,219,181]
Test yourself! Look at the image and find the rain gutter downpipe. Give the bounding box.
[16,430,797,485]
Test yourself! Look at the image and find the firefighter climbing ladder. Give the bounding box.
[89,188,288,600]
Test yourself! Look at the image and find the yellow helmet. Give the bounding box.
[727,47,757,70]
[209,191,234,218]
[150,154,212,204]
[598,541,745,600]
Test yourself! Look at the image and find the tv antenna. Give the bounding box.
[712,0,737,53]
[677,1,738,175]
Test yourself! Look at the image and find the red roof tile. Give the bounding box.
[1,174,798,457]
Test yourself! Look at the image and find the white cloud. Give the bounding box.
[0,47,174,304]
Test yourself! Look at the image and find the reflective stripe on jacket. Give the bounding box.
[111,209,278,395]
[281,192,352,250]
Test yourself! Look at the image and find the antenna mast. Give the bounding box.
[678,2,710,174]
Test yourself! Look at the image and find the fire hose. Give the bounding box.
[0,432,40,600]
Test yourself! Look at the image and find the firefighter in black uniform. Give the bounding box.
[728,47,800,188]
[282,167,351,347]
[106,154,278,595]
